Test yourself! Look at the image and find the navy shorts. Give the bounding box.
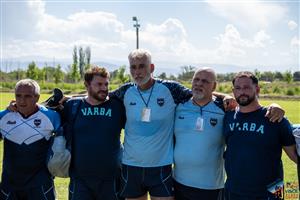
[69,177,121,200]
[0,180,55,200]
[174,180,223,200]
[119,164,174,198]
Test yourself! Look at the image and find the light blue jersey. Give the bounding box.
[173,98,225,189]
[111,79,192,167]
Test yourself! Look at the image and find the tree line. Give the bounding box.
[1,48,299,84]
[0,46,132,85]
[162,65,300,83]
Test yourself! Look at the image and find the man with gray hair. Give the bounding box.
[0,79,61,200]
[111,49,192,200]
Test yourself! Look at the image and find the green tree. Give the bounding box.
[254,69,261,80]
[70,63,80,83]
[260,71,275,82]
[70,46,80,82]
[274,71,283,81]
[169,74,177,81]
[178,65,195,81]
[283,70,293,83]
[293,71,300,81]
[37,68,46,82]
[158,72,167,79]
[117,65,130,84]
[79,46,85,79]
[26,61,39,80]
[43,66,56,82]
[10,68,26,80]
[54,64,64,84]
[85,46,91,71]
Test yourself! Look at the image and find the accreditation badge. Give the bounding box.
[141,108,151,122]
[195,117,204,131]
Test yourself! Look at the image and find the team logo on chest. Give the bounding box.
[157,98,165,106]
[34,119,41,127]
[210,118,218,126]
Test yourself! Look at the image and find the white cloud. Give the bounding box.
[36,10,125,43]
[3,1,131,61]
[3,39,71,59]
[291,36,300,55]
[4,7,195,64]
[212,24,276,65]
[215,24,272,54]
[254,30,273,48]
[142,19,188,52]
[215,24,248,57]
[291,36,300,46]
[288,20,298,30]
[2,0,297,71]
[207,0,287,30]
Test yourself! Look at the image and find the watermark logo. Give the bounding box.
[285,181,299,200]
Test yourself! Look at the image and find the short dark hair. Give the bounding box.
[232,71,258,85]
[84,66,110,84]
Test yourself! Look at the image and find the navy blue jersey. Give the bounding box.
[0,106,60,189]
[223,107,295,197]
[63,97,125,179]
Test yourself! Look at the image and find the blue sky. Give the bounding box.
[1,0,299,74]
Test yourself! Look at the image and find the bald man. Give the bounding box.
[173,68,225,200]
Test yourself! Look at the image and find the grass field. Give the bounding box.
[0,92,299,199]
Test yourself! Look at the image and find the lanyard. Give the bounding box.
[137,84,154,108]
[192,99,206,116]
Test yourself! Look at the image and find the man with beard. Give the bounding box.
[110,49,192,200]
[223,71,297,200]
[173,68,225,200]
[63,66,126,200]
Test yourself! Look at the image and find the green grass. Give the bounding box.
[261,100,300,124]
[0,93,299,199]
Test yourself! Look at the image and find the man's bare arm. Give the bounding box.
[283,145,298,164]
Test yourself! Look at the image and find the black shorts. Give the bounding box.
[0,180,55,200]
[69,177,120,200]
[119,164,174,198]
[174,180,223,200]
